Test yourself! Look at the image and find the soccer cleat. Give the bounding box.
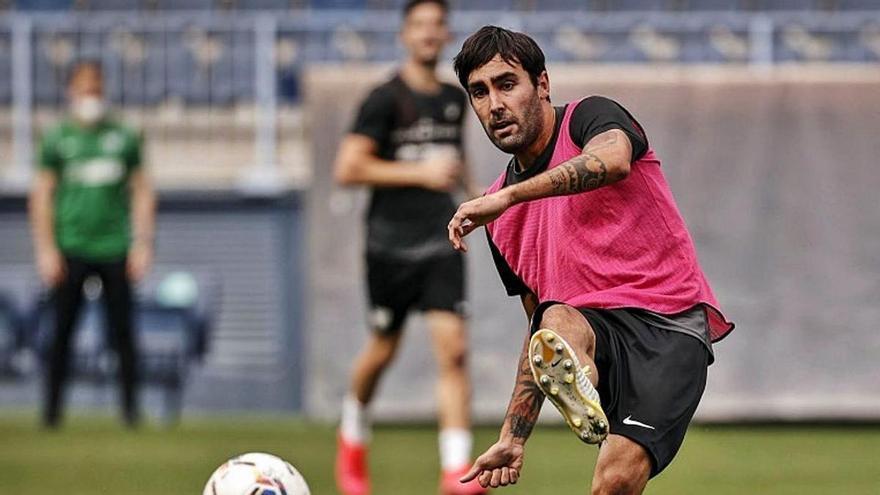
[529,328,608,444]
[336,433,371,495]
[440,465,488,494]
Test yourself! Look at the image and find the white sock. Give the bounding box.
[439,428,472,471]
[340,395,371,445]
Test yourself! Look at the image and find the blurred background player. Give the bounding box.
[28,60,156,428]
[448,26,733,493]
[332,1,484,494]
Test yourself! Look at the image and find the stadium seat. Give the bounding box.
[599,0,671,10]
[448,0,516,10]
[80,0,144,10]
[135,303,198,422]
[229,31,257,101]
[681,0,749,10]
[531,0,597,11]
[32,33,67,106]
[836,0,880,9]
[154,0,215,10]
[13,0,73,10]
[31,295,108,382]
[226,0,293,8]
[309,0,367,8]
[0,293,25,378]
[0,33,12,105]
[759,0,822,9]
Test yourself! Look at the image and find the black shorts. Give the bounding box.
[531,303,709,477]
[366,253,466,334]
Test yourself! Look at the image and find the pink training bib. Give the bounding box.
[486,99,733,342]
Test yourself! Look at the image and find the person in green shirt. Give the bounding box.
[28,60,156,428]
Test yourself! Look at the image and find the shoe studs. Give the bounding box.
[554,343,564,354]
[533,355,543,366]
[545,333,555,343]
[539,375,551,386]
[563,359,573,370]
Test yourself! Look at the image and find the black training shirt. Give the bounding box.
[352,74,467,260]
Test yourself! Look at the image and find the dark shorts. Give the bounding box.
[531,303,709,477]
[366,253,466,334]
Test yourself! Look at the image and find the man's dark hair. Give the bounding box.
[67,59,103,86]
[453,26,546,89]
[403,0,448,18]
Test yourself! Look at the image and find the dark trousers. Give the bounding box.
[44,256,139,427]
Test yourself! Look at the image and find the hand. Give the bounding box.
[36,247,66,287]
[460,440,525,488]
[127,242,153,282]
[447,191,513,252]
[420,157,462,192]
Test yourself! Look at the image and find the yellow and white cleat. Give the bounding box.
[529,328,608,444]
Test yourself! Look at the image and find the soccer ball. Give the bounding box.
[203,452,311,495]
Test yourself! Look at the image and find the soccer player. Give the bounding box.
[447,27,734,493]
[332,1,484,494]
[29,60,155,428]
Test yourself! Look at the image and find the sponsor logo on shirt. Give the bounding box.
[396,143,460,162]
[444,102,461,121]
[64,158,124,186]
[101,131,125,154]
[391,117,460,144]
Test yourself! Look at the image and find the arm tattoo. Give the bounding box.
[507,349,545,439]
[547,153,608,195]
[544,130,623,195]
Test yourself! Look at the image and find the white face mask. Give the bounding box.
[71,96,106,126]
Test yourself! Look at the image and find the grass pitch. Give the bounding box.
[0,414,877,494]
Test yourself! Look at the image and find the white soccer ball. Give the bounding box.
[203,452,311,495]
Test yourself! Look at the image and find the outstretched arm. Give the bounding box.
[448,129,633,251]
[461,293,542,488]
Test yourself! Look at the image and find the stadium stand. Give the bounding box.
[4,0,879,10]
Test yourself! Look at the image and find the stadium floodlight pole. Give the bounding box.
[5,15,33,192]
[239,14,283,196]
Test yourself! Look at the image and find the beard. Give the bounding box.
[485,95,544,154]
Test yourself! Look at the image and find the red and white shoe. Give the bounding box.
[335,433,370,495]
[440,465,488,495]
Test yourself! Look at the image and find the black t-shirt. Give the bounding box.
[487,96,649,296]
[351,74,467,260]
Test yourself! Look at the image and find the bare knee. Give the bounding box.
[591,436,652,495]
[428,311,468,373]
[592,467,645,495]
[365,333,402,369]
[539,304,596,354]
[437,341,467,372]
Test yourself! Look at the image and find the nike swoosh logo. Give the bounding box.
[622,415,655,430]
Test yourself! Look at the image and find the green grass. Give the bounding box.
[0,413,878,494]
